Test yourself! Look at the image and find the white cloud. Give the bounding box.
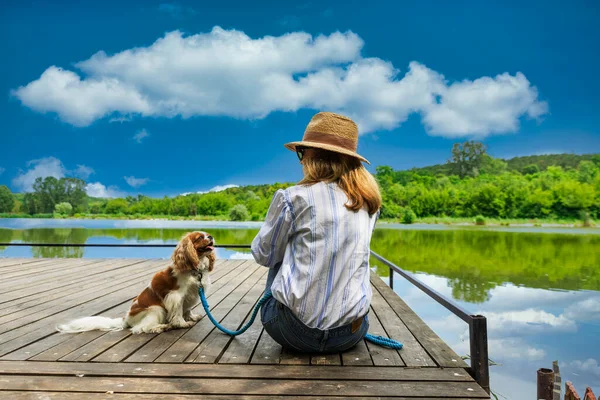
[11,27,548,137]
[488,338,546,361]
[12,157,66,192]
[74,164,95,180]
[182,184,239,196]
[133,128,149,143]
[10,156,121,198]
[124,176,149,188]
[566,359,600,377]
[564,297,600,322]
[484,309,577,336]
[85,182,124,198]
[203,184,239,193]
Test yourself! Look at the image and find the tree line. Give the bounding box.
[1,143,598,222]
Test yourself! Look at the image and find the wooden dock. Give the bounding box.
[0,257,489,399]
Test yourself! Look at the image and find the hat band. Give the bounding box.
[302,131,357,152]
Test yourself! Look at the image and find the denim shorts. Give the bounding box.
[260,295,369,353]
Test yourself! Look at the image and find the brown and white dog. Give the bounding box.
[56,231,216,334]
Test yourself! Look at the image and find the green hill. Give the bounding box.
[408,153,599,176]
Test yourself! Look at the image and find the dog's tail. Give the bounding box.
[56,316,128,333]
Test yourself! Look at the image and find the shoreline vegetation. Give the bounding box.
[0,144,598,229]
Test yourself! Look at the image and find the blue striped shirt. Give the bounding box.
[251,181,378,329]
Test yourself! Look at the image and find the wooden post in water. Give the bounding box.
[553,361,561,400]
[537,368,554,400]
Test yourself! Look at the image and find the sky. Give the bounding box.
[0,0,599,197]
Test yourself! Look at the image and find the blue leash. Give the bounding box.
[198,287,403,350]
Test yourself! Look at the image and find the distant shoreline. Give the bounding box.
[0,214,596,229]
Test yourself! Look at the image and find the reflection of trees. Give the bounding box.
[22,228,87,258]
[0,229,14,253]
[448,278,497,303]
[7,227,261,259]
[370,228,600,301]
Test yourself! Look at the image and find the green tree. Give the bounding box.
[578,161,599,184]
[522,164,540,175]
[54,202,73,216]
[229,204,249,221]
[447,141,488,178]
[0,185,15,213]
[479,155,508,175]
[105,198,129,214]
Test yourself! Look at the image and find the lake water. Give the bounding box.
[1,218,599,399]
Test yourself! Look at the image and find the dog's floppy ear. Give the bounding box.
[172,234,200,272]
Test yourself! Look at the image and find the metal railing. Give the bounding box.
[370,251,489,394]
[0,242,489,393]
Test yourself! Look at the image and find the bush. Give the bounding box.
[251,213,261,221]
[229,204,249,221]
[475,215,486,225]
[401,208,417,224]
[54,202,73,216]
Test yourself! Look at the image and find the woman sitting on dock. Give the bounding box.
[251,111,381,353]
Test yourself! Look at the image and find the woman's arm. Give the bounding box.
[251,189,293,268]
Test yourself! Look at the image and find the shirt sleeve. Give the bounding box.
[251,189,293,268]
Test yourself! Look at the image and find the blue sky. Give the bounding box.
[1,0,599,197]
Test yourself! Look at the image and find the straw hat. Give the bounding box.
[284,112,370,164]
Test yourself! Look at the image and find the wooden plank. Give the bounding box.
[0,392,480,400]
[218,310,264,364]
[0,258,106,280]
[59,330,131,362]
[0,259,109,291]
[93,261,241,363]
[250,328,282,365]
[0,258,39,268]
[2,301,133,361]
[370,273,469,368]
[0,259,148,304]
[154,262,262,363]
[0,258,65,272]
[311,353,341,366]
[0,262,166,356]
[280,347,310,365]
[125,260,252,363]
[365,305,405,366]
[185,271,268,363]
[0,262,158,335]
[0,360,477,381]
[370,280,435,367]
[0,259,160,318]
[0,260,159,326]
[341,339,373,366]
[0,375,490,398]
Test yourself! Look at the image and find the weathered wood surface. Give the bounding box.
[0,257,486,399]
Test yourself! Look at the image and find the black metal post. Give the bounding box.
[389,267,394,290]
[469,315,490,394]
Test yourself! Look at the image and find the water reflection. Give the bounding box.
[1,220,599,399]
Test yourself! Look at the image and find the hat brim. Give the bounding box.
[284,141,370,164]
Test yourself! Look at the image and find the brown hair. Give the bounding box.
[298,149,382,215]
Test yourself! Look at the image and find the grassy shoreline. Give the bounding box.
[0,213,595,228]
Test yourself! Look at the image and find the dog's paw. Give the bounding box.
[188,313,202,322]
[171,320,195,329]
[147,325,169,334]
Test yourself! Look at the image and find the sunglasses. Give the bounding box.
[296,146,307,161]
